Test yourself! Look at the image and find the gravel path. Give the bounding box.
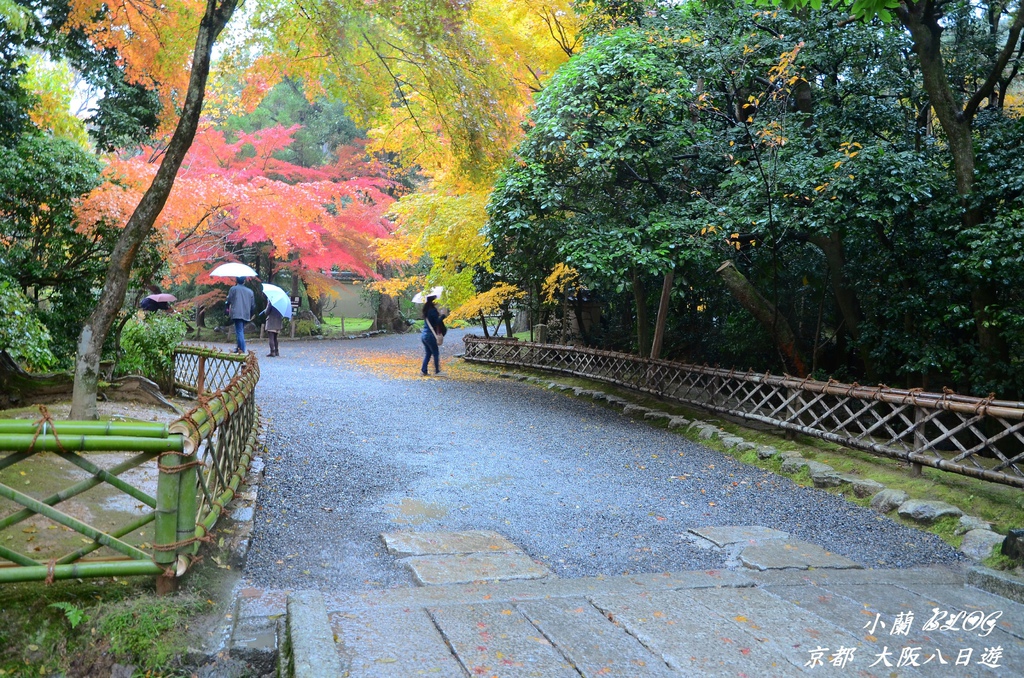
[242,330,963,592]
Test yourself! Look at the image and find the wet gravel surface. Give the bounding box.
[242,330,963,592]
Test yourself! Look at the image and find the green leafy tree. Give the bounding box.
[118,312,187,390]
[0,277,56,370]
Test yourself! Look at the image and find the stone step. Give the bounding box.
[246,565,1024,677]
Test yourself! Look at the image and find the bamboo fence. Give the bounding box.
[0,346,259,585]
[463,337,1024,489]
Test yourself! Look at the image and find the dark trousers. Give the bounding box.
[233,319,247,352]
[268,331,279,355]
[421,332,439,374]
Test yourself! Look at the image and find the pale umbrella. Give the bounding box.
[144,293,177,303]
[261,283,293,319]
[210,262,258,278]
[412,286,444,303]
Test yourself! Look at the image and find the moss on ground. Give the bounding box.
[0,540,239,677]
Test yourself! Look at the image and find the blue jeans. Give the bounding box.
[421,331,439,374]
[234,319,247,352]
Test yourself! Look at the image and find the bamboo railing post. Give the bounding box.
[177,457,199,556]
[155,449,182,594]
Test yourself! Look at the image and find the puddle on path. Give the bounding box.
[385,498,448,526]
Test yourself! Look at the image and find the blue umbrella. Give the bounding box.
[261,283,293,319]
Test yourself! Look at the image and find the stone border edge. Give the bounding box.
[279,591,344,678]
[966,566,1024,606]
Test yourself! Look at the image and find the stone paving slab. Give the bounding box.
[850,582,1024,676]
[261,566,1024,678]
[749,565,966,589]
[429,602,580,677]
[517,598,676,678]
[404,552,551,586]
[898,584,1024,642]
[688,525,790,547]
[324,569,756,612]
[739,539,863,570]
[380,529,520,557]
[692,586,888,675]
[768,583,1020,676]
[589,589,804,677]
[329,606,464,678]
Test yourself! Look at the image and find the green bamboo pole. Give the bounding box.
[175,345,247,361]
[0,421,169,437]
[0,482,152,561]
[0,560,163,584]
[54,450,157,508]
[0,434,183,453]
[0,450,35,472]
[154,452,182,570]
[171,382,254,453]
[57,511,156,564]
[0,451,157,532]
[0,543,40,566]
[176,461,199,556]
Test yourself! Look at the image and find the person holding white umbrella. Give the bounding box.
[418,288,445,376]
[226,276,255,354]
[210,263,259,354]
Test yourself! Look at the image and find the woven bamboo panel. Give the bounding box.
[464,337,1024,488]
[173,350,260,531]
[174,344,246,394]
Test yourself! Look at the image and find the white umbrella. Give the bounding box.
[412,286,444,303]
[210,262,258,278]
[261,283,293,319]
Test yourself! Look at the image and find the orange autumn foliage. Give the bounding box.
[66,0,209,131]
[77,124,399,287]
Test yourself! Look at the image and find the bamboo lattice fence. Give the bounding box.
[463,336,1024,489]
[0,346,259,585]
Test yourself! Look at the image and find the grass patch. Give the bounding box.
[0,541,238,676]
[983,551,1019,570]
[322,317,374,333]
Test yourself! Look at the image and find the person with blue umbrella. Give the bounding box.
[260,283,292,357]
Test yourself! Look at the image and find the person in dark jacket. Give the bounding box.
[420,295,443,375]
[226,277,255,354]
[264,304,283,357]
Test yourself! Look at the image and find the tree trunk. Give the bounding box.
[70,0,238,419]
[290,269,300,339]
[898,1,1012,378]
[806,231,875,379]
[478,311,490,338]
[650,270,674,360]
[631,269,650,356]
[717,261,808,376]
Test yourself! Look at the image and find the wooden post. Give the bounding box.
[911,406,925,476]
[650,270,674,360]
[196,355,206,397]
[785,386,798,441]
[290,273,299,339]
[341,316,346,334]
